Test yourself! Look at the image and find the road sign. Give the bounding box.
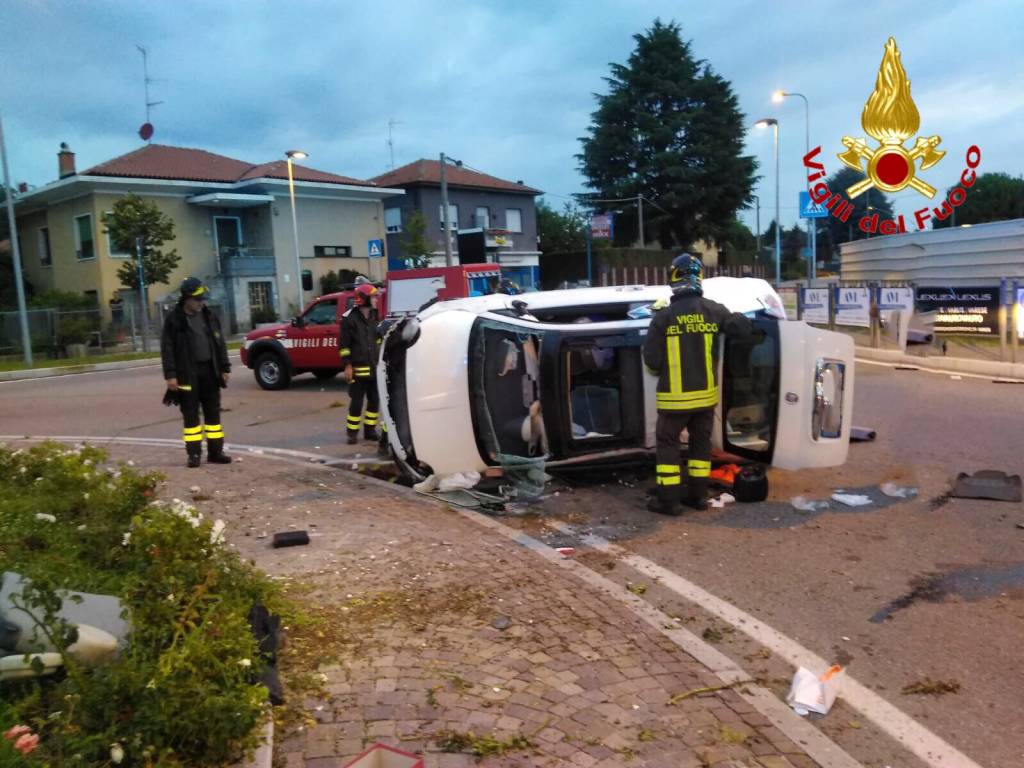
[368,239,383,258]
[799,191,828,219]
[590,213,613,239]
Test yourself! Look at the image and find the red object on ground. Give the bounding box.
[710,464,741,485]
[342,743,424,767]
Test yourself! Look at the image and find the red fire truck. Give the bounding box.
[240,264,505,389]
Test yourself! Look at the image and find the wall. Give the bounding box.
[14,209,54,294]
[269,193,386,315]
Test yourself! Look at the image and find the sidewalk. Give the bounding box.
[106,442,824,768]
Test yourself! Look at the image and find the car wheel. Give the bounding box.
[313,370,338,380]
[254,353,291,390]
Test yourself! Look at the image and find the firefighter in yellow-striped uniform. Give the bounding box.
[339,283,381,445]
[161,277,232,468]
[642,254,757,514]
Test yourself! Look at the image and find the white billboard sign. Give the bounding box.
[834,287,871,328]
[801,288,830,324]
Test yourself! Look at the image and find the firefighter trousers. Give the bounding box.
[347,376,380,438]
[179,362,225,457]
[654,408,713,503]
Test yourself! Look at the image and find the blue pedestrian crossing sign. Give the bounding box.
[368,239,383,258]
[799,191,828,219]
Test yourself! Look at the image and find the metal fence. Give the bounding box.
[600,263,766,287]
[0,305,155,357]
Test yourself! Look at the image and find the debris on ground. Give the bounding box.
[667,679,754,705]
[555,547,576,557]
[343,743,424,767]
[625,582,647,596]
[901,677,961,696]
[490,615,511,630]
[709,493,735,509]
[272,531,310,548]
[434,729,535,758]
[791,496,830,513]
[850,426,877,442]
[951,470,1023,503]
[787,664,844,716]
[880,482,918,499]
[831,492,873,507]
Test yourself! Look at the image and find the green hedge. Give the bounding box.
[0,442,277,766]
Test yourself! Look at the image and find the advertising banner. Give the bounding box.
[877,286,915,325]
[834,286,871,328]
[801,288,830,324]
[915,286,999,335]
[1017,287,1024,340]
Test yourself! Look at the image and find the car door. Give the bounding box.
[286,298,338,369]
[719,317,854,470]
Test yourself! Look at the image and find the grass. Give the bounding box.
[0,341,243,373]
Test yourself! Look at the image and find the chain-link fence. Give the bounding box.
[0,308,106,357]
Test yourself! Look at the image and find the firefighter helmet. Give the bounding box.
[353,275,371,286]
[668,253,703,296]
[179,276,207,299]
[354,283,378,305]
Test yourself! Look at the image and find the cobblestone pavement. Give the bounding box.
[70,441,825,768]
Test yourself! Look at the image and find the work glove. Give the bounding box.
[162,388,180,407]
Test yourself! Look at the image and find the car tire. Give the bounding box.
[254,352,291,390]
[313,370,338,380]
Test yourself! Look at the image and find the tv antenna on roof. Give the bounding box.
[136,45,164,142]
[387,118,403,169]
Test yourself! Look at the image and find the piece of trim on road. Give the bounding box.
[549,522,985,768]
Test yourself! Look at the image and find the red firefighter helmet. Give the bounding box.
[354,283,378,305]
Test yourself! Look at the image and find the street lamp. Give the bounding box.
[285,150,307,315]
[755,118,781,287]
[774,90,815,280]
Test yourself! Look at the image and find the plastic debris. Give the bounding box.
[438,471,481,492]
[272,531,310,548]
[555,547,575,557]
[951,470,1022,503]
[850,426,876,442]
[831,493,873,507]
[491,615,511,630]
[786,665,844,716]
[709,493,735,509]
[880,482,918,499]
[790,496,829,513]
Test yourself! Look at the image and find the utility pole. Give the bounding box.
[440,152,453,267]
[387,118,402,169]
[753,194,761,267]
[637,194,645,248]
[0,113,33,367]
[136,45,164,138]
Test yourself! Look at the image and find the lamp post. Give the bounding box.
[755,118,780,286]
[773,90,815,280]
[751,194,761,266]
[0,113,32,366]
[285,150,307,315]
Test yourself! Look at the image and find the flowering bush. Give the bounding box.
[0,442,277,766]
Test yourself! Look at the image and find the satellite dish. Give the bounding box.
[139,123,154,141]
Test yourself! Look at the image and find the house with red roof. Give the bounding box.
[370,159,542,289]
[12,143,403,331]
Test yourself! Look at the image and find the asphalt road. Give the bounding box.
[2,357,1022,767]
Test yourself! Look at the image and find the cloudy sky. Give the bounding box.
[4,0,1022,234]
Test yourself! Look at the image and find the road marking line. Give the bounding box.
[1,434,863,768]
[855,356,1024,383]
[549,522,985,768]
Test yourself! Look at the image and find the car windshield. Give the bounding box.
[468,319,546,460]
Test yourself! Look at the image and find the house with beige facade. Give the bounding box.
[12,144,402,331]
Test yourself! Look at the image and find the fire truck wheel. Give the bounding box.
[254,352,291,390]
[313,370,339,380]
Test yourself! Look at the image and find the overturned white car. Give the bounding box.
[378,278,854,481]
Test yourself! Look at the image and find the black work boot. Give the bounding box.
[682,478,709,511]
[186,446,201,469]
[206,438,232,464]
[363,427,379,442]
[647,487,682,516]
[346,430,359,445]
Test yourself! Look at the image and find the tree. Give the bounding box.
[101,194,179,290]
[537,200,587,255]
[717,219,756,266]
[401,210,433,268]
[932,172,1024,228]
[817,167,894,257]
[578,20,756,250]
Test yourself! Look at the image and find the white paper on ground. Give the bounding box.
[786,665,844,716]
[437,471,481,492]
[790,496,830,512]
[831,493,873,507]
[709,493,736,509]
[880,482,918,499]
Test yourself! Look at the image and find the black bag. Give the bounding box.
[733,464,768,503]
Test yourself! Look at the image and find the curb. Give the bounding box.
[0,352,244,382]
[854,345,1024,380]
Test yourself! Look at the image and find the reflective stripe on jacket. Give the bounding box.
[642,293,753,412]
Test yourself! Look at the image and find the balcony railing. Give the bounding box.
[219,246,275,277]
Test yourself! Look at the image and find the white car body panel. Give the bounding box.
[381,278,853,477]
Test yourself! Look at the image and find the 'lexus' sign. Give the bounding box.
[915,286,999,335]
